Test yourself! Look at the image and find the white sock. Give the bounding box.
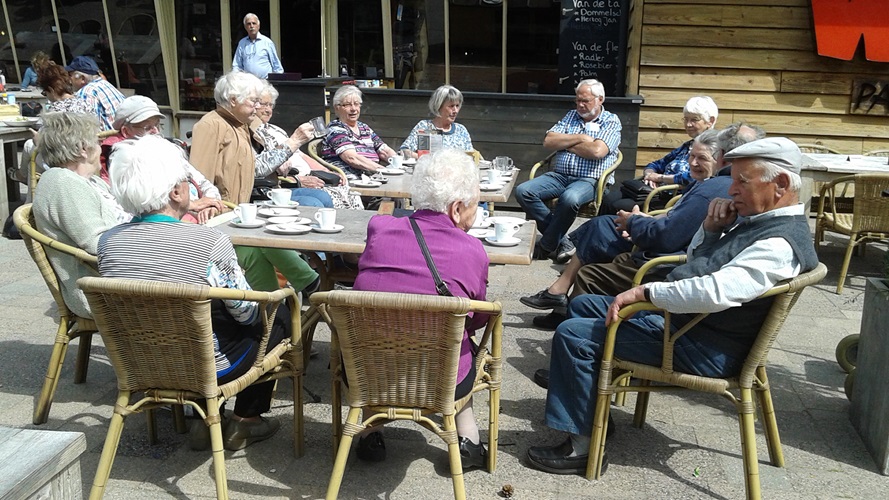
[569,434,591,457]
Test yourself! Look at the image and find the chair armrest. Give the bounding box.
[632,254,687,287]
[816,174,855,219]
[305,137,348,181]
[595,151,623,207]
[529,151,557,180]
[642,184,680,213]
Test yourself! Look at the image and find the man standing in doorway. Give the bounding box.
[232,13,284,79]
[516,79,622,264]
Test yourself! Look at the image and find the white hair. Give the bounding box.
[214,70,264,107]
[410,149,478,213]
[576,79,605,97]
[752,159,802,193]
[332,85,363,107]
[109,135,190,215]
[428,85,463,117]
[261,80,279,104]
[684,96,719,125]
[37,112,100,167]
[243,13,259,24]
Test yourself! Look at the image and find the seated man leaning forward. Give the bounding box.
[527,137,819,475]
[351,148,489,469]
[516,78,622,264]
[98,135,287,451]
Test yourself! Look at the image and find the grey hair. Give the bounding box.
[410,149,479,213]
[243,13,259,24]
[214,70,264,107]
[37,112,100,168]
[428,85,463,117]
[332,85,363,107]
[109,135,191,215]
[751,158,802,193]
[71,71,99,83]
[576,79,605,97]
[692,129,721,160]
[718,122,766,155]
[684,96,719,125]
[261,80,280,104]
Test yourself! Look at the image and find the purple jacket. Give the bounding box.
[354,210,489,382]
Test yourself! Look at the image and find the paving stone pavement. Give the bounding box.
[1,212,887,499]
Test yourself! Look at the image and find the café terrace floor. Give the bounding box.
[0,212,886,499]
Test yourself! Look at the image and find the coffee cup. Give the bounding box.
[310,116,328,137]
[388,154,403,169]
[473,209,490,227]
[234,203,258,224]
[487,169,501,184]
[269,188,291,206]
[493,221,520,242]
[494,156,514,173]
[314,208,337,229]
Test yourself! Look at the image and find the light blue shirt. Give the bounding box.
[232,33,283,79]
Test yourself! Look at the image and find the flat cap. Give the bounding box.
[65,56,100,75]
[724,137,801,175]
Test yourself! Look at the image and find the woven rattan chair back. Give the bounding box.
[586,263,827,500]
[796,143,841,154]
[13,203,98,425]
[306,137,348,179]
[863,149,889,157]
[312,289,503,500]
[815,173,889,293]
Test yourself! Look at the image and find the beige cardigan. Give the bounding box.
[190,106,256,204]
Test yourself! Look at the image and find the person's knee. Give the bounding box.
[515,183,534,204]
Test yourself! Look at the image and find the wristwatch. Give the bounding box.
[643,285,652,302]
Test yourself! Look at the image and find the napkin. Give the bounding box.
[361,174,371,183]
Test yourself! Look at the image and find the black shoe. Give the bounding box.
[553,240,576,265]
[520,289,568,310]
[222,416,280,451]
[527,438,609,476]
[356,431,386,462]
[531,312,567,330]
[533,368,549,389]
[532,244,554,261]
[458,437,487,470]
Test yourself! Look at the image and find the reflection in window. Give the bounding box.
[55,0,111,78]
[389,0,443,90]
[107,0,168,105]
[3,1,62,82]
[176,0,223,111]
[338,0,384,79]
[229,0,270,62]
[506,3,559,94]
[280,0,322,78]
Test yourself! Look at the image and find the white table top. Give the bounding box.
[802,153,889,175]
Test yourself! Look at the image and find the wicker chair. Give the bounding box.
[641,183,681,213]
[815,173,889,293]
[305,137,348,179]
[863,149,889,157]
[311,290,503,500]
[585,263,827,500]
[796,143,841,154]
[13,204,99,425]
[528,150,622,218]
[78,276,304,500]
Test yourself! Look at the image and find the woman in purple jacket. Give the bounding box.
[352,148,488,469]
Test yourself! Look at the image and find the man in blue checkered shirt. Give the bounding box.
[517,79,622,264]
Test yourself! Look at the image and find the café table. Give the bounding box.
[800,153,889,212]
[346,166,519,205]
[0,126,36,221]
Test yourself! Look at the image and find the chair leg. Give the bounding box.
[586,392,612,480]
[755,367,785,467]
[738,388,762,500]
[173,405,188,434]
[207,398,229,500]
[33,322,72,425]
[633,380,652,428]
[443,414,467,500]
[88,392,130,500]
[326,407,362,500]
[836,237,858,294]
[487,384,500,472]
[293,372,305,457]
[614,375,630,407]
[146,408,158,445]
[73,331,93,384]
[332,380,343,458]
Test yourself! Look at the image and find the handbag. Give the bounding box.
[409,218,452,296]
[309,170,341,186]
[619,178,652,203]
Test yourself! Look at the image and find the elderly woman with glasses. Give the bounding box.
[399,85,473,159]
[350,148,489,468]
[320,85,398,178]
[98,135,286,451]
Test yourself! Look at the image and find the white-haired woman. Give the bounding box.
[351,148,488,468]
[399,84,473,159]
[603,95,718,214]
[320,85,397,177]
[31,112,130,319]
[98,135,287,451]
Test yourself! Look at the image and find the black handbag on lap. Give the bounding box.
[309,170,341,186]
[619,178,652,203]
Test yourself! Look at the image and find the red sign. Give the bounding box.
[811,0,889,62]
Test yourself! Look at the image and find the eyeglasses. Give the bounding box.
[575,98,598,105]
[258,101,275,109]
[244,96,260,107]
[41,90,48,97]
[336,101,362,109]
[131,123,162,133]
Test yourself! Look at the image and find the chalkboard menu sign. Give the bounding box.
[558,0,629,96]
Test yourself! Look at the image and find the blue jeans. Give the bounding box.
[515,172,598,252]
[290,188,333,208]
[544,295,745,436]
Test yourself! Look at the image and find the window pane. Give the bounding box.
[177,0,223,111]
[390,0,444,90]
[107,0,168,105]
[55,1,112,75]
[229,0,270,61]
[0,7,15,83]
[281,1,322,78]
[506,2,559,94]
[448,1,503,92]
[3,1,62,84]
[338,0,384,79]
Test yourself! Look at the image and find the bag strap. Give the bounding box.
[409,217,452,297]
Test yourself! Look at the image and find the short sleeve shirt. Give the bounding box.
[548,108,622,181]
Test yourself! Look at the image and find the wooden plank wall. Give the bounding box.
[633,0,889,171]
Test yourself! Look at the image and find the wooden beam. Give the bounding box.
[643,26,813,51]
[639,67,780,92]
[643,4,811,29]
[641,46,889,73]
[640,88,852,115]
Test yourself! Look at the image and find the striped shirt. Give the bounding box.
[321,119,386,176]
[75,78,125,131]
[548,109,622,181]
[97,217,257,373]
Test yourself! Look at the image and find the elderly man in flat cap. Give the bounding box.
[526,137,819,476]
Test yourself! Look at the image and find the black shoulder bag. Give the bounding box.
[409,218,452,297]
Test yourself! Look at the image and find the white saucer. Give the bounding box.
[261,200,300,208]
[485,236,520,247]
[379,168,405,175]
[486,216,527,226]
[267,216,311,225]
[351,180,382,188]
[469,228,493,239]
[402,158,417,166]
[230,220,265,229]
[480,183,505,191]
[471,219,492,229]
[478,160,493,170]
[266,223,312,235]
[259,207,300,217]
[311,223,345,234]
